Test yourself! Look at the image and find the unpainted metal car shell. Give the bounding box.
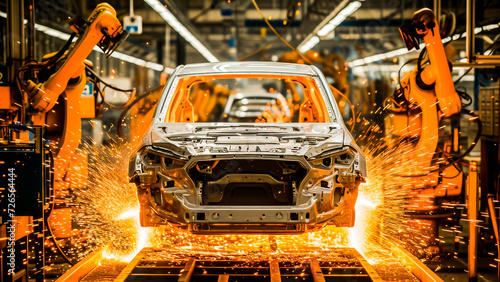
[129,62,366,234]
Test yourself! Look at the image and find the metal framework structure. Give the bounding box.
[55,246,431,282]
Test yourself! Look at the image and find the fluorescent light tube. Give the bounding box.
[144,0,219,63]
[298,36,320,53]
[297,0,361,53]
[348,21,500,67]
[317,2,361,37]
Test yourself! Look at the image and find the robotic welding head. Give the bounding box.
[411,8,436,32]
[80,2,130,58]
[91,3,130,57]
[100,28,129,58]
[399,8,436,51]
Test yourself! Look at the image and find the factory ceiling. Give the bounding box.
[1,0,499,65]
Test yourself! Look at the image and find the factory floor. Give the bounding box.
[427,215,499,282]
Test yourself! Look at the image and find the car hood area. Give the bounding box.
[143,123,351,160]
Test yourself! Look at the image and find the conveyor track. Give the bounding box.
[84,247,383,282]
[59,240,435,282]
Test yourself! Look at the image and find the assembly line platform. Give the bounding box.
[56,242,437,282]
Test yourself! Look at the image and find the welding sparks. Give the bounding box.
[116,207,152,262]
[63,134,413,267]
[58,127,416,268]
[68,141,146,262]
[50,93,469,281]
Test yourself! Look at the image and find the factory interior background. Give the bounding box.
[1,0,500,281]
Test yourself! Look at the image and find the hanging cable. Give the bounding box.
[456,86,473,107]
[238,0,296,61]
[237,24,292,61]
[85,66,137,109]
[251,0,313,65]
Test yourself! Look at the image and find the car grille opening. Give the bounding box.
[189,159,307,206]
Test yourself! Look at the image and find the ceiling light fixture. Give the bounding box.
[349,46,419,67]
[298,36,320,54]
[144,0,219,63]
[297,0,361,53]
[349,22,500,68]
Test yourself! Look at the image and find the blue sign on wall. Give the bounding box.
[82,82,94,97]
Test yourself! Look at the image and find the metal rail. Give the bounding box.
[269,259,281,282]
[114,252,144,282]
[310,258,326,282]
[352,249,384,282]
[178,258,196,282]
[467,161,479,281]
[466,0,500,65]
[69,247,386,282]
[55,247,106,282]
[388,240,444,282]
[59,242,445,282]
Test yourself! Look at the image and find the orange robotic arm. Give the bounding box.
[400,8,461,117]
[390,9,465,250]
[396,9,463,173]
[25,3,127,113]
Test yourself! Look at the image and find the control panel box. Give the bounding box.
[479,86,499,136]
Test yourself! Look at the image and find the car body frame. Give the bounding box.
[129,62,366,234]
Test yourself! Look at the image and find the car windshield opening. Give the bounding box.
[164,75,331,123]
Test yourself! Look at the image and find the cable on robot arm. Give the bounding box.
[42,32,78,75]
[85,65,136,109]
[417,46,429,73]
[435,109,481,173]
[383,95,407,113]
[14,32,78,124]
[17,32,77,88]
[455,86,473,107]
